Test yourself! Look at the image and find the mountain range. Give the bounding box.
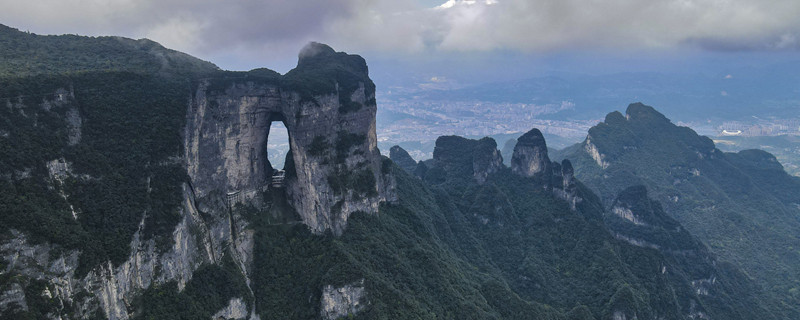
[1,24,798,320]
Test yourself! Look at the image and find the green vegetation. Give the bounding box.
[554,102,800,318]
[132,253,250,320]
[714,134,800,177]
[0,72,193,275]
[282,43,375,110]
[0,24,217,77]
[0,25,221,277]
[227,152,769,319]
[203,68,281,95]
[327,168,377,197]
[335,132,367,155]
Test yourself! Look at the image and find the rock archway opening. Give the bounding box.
[266,113,291,172]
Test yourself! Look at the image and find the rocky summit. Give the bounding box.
[187,42,394,236]
[511,128,550,178]
[0,28,395,319]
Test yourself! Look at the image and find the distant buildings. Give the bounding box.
[718,119,800,137]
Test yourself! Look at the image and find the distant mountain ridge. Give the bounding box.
[0,24,219,77]
[554,102,800,317]
[393,70,800,121]
[0,24,794,320]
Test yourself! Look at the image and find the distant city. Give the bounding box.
[717,118,800,137]
[377,99,595,143]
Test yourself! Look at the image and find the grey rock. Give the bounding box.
[212,297,249,320]
[320,279,366,320]
[185,43,394,236]
[0,282,27,313]
[552,159,581,210]
[0,181,247,320]
[472,138,503,185]
[0,43,391,319]
[511,128,550,178]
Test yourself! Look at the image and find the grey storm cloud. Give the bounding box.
[2,0,799,62]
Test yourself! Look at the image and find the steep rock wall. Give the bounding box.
[185,43,393,235]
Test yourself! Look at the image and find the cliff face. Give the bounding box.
[0,42,392,319]
[509,128,582,209]
[425,136,503,185]
[186,42,393,236]
[0,183,220,320]
[511,128,550,178]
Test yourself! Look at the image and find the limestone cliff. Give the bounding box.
[511,128,550,178]
[510,128,581,209]
[426,136,503,185]
[319,279,366,320]
[0,42,391,319]
[186,42,394,236]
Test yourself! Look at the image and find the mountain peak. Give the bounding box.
[298,42,336,62]
[511,128,550,178]
[625,102,670,124]
[429,136,502,184]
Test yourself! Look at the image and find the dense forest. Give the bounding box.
[553,103,800,318]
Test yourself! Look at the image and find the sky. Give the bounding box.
[1,0,799,74]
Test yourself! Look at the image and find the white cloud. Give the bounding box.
[1,0,799,67]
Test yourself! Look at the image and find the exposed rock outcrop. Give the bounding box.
[510,129,582,209]
[0,42,392,319]
[185,42,394,236]
[472,138,504,184]
[320,279,366,320]
[427,136,502,185]
[511,128,550,178]
[0,181,225,320]
[552,159,581,210]
[212,297,249,320]
[604,186,724,319]
[606,186,702,251]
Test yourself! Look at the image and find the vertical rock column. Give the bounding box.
[511,128,551,179]
[185,42,393,236]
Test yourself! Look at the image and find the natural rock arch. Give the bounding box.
[185,43,395,235]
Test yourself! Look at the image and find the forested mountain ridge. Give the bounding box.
[0,25,788,320]
[0,24,218,77]
[553,102,800,318]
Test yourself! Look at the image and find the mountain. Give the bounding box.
[553,102,800,318]
[0,24,218,77]
[398,128,773,319]
[0,25,786,320]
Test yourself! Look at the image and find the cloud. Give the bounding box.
[2,0,799,69]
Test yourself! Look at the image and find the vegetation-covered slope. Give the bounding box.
[714,134,800,177]
[0,24,218,77]
[165,148,768,319]
[554,102,800,318]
